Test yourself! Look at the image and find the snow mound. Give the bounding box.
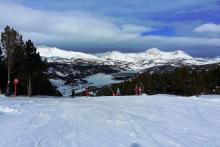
[0,106,18,113]
[0,95,6,98]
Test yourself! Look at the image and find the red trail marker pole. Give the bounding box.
[14,79,19,97]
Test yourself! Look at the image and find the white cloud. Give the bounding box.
[194,23,220,33]
[143,35,220,46]
[0,2,152,43]
[0,2,220,51]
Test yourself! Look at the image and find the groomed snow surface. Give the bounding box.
[0,95,220,147]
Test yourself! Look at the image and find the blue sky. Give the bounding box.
[0,0,220,57]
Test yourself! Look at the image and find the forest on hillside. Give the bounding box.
[97,66,220,96]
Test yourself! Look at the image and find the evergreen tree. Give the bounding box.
[0,46,3,94]
[23,40,61,96]
[0,45,2,59]
[0,45,7,95]
[23,40,40,96]
[1,26,24,95]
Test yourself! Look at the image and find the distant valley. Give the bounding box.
[37,46,220,96]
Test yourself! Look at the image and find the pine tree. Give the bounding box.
[1,26,24,95]
[23,40,61,96]
[0,46,2,59]
[0,46,3,94]
[24,40,43,96]
[23,40,38,96]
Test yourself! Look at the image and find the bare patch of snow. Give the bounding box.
[0,106,18,113]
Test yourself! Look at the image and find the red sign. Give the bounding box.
[14,79,19,84]
[14,78,19,97]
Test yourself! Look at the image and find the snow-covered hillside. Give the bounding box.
[37,46,220,70]
[0,95,220,147]
[38,46,98,61]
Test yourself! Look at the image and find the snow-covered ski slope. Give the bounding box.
[0,95,220,147]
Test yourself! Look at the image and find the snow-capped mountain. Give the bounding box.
[145,48,193,60]
[38,46,98,61]
[37,46,220,70]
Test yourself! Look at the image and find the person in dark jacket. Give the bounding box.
[72,89,75,98]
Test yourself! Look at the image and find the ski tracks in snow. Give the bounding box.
[1,96,220,147]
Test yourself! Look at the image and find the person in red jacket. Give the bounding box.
[138,86,142,96]
[135,85,138,95]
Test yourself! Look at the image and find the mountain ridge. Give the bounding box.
[37,46,220,70]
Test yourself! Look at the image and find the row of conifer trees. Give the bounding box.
[0,26,61,96]
[97,67,220,96]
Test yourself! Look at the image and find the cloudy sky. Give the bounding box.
[0,0,220,57]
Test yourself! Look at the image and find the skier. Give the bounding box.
[135,85,138,95]
[72,89,75,98]
[116,88,120,96]
[108,85,115,96]
[6,81,10,96]
[85,87,89,98]
[138,86,142,96]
